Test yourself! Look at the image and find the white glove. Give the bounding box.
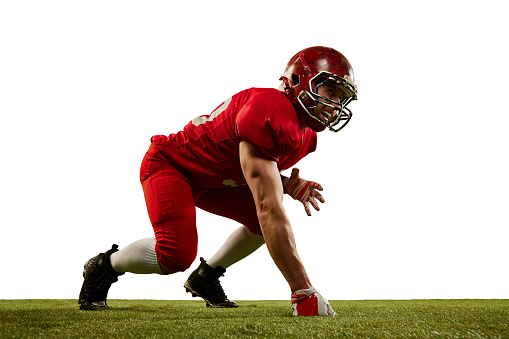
[291,286,336,316]
[282,168,324,216]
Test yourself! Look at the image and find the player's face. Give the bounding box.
[313,82,346,124]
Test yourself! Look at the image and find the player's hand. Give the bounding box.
[282,168,324,216]
[291,286,336,316]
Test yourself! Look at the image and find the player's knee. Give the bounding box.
[171,249,196,272]
[158,246,196,273]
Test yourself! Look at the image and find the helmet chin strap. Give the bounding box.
[304,109,327,132]
[291,103,326,132]
[307,117,327,132]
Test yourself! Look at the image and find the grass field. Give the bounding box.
[1,299,508,338]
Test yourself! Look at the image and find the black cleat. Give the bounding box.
[184,257,238,308]
[78,244,124,310]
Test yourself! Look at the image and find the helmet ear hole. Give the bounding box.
[291,74,300,86]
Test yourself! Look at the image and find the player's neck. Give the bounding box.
[292,103,308,131]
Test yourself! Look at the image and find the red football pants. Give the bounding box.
[140,145,261,272]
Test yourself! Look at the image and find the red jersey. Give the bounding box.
[151,88,317,189]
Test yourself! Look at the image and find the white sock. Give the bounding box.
[110,238,164,274]
[208,226,265,269]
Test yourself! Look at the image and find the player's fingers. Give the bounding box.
[310,198,320,211]
[308,181,323,191]
[327,303,337,316]
[303,202,311,216]
[291,168,300,179]
[310,190,325,203]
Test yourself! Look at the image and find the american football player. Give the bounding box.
[79,46,357,316]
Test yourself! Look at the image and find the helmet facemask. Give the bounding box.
[297,71,357,133]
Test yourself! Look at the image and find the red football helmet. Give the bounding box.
[280,46,357,132]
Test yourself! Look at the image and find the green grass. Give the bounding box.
[1,300,508,338]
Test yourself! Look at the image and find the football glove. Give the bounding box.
[282,168,324,216]
[291,286,336,316]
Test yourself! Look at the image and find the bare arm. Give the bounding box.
[239,141,311,292]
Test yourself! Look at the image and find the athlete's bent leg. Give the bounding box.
[196,185,264,269]
[142,168,198,273]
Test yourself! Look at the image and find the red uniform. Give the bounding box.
[140,88,317,271]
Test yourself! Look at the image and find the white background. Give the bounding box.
[1,1,508,301]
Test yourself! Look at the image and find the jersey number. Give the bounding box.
[191,97,232,126]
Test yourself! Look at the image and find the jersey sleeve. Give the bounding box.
[236,91,301,162]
